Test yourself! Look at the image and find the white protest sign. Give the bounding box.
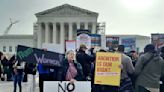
[76,33,91,50]
[44,81,91,92]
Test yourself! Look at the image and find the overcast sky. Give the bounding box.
[0,0,164,36]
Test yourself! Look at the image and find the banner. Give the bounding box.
[44,81,91,92]
[90,34,101,47]
[151,34,164,49]
[16,45,64,67]
[65,40,76,52]
[76,34,91,49]
[121,38,136,52]
[106,36,119,50]
[94,52,121,86]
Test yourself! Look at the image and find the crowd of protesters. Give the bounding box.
[0,44,164,92]
[0,52,37,92]
[0,52,16,81]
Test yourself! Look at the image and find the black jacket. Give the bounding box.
[76,50,92,79]
[58,59,84,81]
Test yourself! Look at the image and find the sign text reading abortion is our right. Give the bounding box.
[94,52,121,86]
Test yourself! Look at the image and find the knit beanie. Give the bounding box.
[144,44,155,53]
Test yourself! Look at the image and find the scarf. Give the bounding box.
[65,62,77,81]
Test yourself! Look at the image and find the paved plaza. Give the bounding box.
[0,81,39,92]
[0,75,39,92]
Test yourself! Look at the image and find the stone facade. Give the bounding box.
[35,4,99,53]
[0,35,34,57]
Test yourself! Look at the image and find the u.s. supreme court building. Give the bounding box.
[35,4,99,53]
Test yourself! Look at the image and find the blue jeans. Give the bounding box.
[13,74,23,92]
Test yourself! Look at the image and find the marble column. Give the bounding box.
[37,23,42,48]
[92,23,96,34]
[84,22,88,30]
[68,23,73,40]
[45,23,49,43]
[60,22,65,45]
[77,22,80,30]
[53,23,56,43]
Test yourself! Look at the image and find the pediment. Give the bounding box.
[35,4,98,17]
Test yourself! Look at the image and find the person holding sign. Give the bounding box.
[58,50,84,82]
[38,63,50,92]
[13,60,25,92]
[76,44,92,80]
[117,45,134,92]
[94,49,121,92]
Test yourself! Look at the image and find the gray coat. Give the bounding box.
[135,52,164,88]
[121,53,135,79]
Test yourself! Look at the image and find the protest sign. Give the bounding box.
[90,34,101,47]
[151,34,164,49]
[76,34,91,49]
[16,45,64,67]
[94,52,121,86]
[106,36,119,50]
[44,81,91,92]
[76,29,91,49]
[121,38,136,52]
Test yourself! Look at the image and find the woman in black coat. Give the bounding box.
[58,50,84,82]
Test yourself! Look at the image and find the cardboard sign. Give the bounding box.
[94,52,121,86]
[16,45,64,67]
[44,81,91,92]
